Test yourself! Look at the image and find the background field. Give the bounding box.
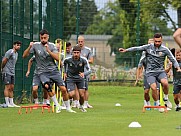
[0,85,180,136]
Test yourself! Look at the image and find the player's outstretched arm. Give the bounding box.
[119,48,127,53]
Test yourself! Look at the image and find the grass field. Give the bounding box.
[0,85,181,136]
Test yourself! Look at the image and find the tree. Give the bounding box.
[79,0,98,34]
[86,0,175,66]
[2,1,10,32]
[171,0,181,28]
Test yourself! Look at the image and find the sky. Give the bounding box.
[95,0,116,10]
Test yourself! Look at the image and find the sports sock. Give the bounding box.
[43,99,47,104]
[46,99,50,105]
[84,101,88,106]
[144,100,147,106]
[164,94,168,100]
[34,98,39,104]
[64,100,71,110]
[9,98,14,105]
[155,100,160,106]
[51,95,60,107]
[5,97,9,105]
[147,101,151,106]
[75,100,80,106]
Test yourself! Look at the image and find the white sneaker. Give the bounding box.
[79,106,87,112]
[61,106,66,110]
[164,99,172,109]
[56,106,62,113]
[87,103,93,108]
[83,104,88,109]
[66,109,76,113]
[158,108,165,113]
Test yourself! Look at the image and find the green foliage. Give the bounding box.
[2,1,10,32]
[86,0,175,65]
[79,0,98,34]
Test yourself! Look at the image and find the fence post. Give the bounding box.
[136,0,140,66]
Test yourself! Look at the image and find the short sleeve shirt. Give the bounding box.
[29,42,58,74]
[2,49,18,75]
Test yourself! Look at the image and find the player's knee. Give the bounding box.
[79,91,84,98]
[173,28,181,37]
[42,81,53,92]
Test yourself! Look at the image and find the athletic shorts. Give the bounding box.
[144,75,160,90]
[2,73,15,85]
[173,84,181,94]
[32,73,41,86]
[39,70,65,87]
[66,79,85,92]
[146,72,167,86]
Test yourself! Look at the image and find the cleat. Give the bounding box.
[46,103,50,106]
[176,107,181,112]
[158,107,164,113]
[66,109,76,113]
[71,105,76,108]
[61,106,66,110]
[83,104,88,109]
[164,99,172,109]
[79,106,87,112]
[72,104,79,108]
[146,108,151,111]
[87,104,93,108]
[56,106,62,113]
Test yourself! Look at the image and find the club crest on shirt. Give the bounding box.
[158,52,162,56]
[79,63,83,67]
[83,53,86,57]
[38,50,41,54]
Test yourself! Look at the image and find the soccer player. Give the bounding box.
[119,33,181,109]
[25,54,50,106]
[23,29,76,113]
[173,28,181,48]
[77,35,94,108]
[64,46,91,112]
[1,41,22,107]
[135,39,160,110]
[168,50,181,111]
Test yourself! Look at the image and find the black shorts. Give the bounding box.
[2,73,15,85]
[39,70,65,87]
[66,79,85,92]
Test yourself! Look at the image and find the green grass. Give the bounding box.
[0,85,181,136]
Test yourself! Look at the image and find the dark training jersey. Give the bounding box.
[64,56,91,81]
[173,61,181,85]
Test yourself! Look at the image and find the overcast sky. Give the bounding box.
[95,0,116,10]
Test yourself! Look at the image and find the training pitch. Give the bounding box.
[0,85,180,136]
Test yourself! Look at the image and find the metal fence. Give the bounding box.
[0,0,180,103]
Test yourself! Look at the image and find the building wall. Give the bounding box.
[163,36,179,49]
[69,35,115,68]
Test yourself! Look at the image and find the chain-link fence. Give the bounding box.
[0,0,180,103]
